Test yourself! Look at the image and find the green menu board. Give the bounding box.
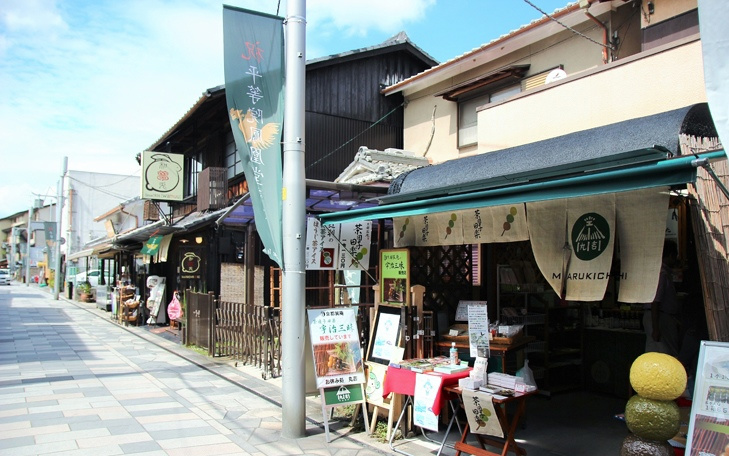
[380,249,410,306]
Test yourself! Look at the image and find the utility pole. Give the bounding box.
[54,157,68,300]
[25,205,32,287]
[281,0,307,438]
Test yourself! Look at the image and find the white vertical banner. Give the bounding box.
[615,187,670,303]
[527,194,615,301]
[338,221,372,271]
[393,216,416,247]
[305,218,338,270]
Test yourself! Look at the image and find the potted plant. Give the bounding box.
[77,281,93,302]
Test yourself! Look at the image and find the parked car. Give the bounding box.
[0,269,9,285]
[75,270,101,287]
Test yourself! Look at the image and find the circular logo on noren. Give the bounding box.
[571,212,610,261]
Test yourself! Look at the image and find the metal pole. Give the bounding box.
[10,227,16,277]
[25,206,32,287]
[281,0,306,438]
[54,157,67,300]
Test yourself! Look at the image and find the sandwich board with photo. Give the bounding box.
[307,307,368,441]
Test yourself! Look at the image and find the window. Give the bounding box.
[186,152,203,198]
[458,84,521,148]
[225,131,243,180]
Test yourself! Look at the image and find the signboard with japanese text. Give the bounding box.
[141,151,184,201]
[338,221,372,271]
[307,308,365,389]
[379,249,410,306]
[305,218,338,270]
[223,6,284,267]
[305,219,372,271]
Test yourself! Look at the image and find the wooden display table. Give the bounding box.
[444,385,537,456]
[436,336,535,373]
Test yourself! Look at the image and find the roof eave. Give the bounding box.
[382,2,616,97]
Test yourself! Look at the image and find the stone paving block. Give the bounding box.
[118,440,163,454]
[155,433,232,450]
[0,435,35,450]
[76,431,153,449]
[2,440,79,456]
[164,442,248,456]
[35,427,110,444]
[142,418,211,432]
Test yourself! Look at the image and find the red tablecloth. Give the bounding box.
[382,366,472,415]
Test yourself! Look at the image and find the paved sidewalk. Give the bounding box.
[0,284,438,456]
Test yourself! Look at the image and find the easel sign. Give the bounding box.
[307,307,368,442]
[686,341,729,455]
[380,249,410,306]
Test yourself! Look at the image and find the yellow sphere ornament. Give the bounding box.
[630,352,687,401]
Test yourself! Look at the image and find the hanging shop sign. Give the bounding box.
[140,235,163,256]
[379,249,410,306]
[179,248,204,280]
[305,218,372,271]
[141,151,184,202]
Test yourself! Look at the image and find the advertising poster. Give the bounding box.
[380,249,410,305]
[413,373,441,431]
[686,341,729,455]
[369,310,401,364]
[307,308,364,389]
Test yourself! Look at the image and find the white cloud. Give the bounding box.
[0,0,435,217]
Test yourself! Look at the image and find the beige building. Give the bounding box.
[385,0,703,163]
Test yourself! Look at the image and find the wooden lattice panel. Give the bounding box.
[410,245,472,315]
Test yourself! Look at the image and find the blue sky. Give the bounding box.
[0,0,569,217]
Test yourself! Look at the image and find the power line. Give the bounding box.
[522,0,614,51]
[306,102,405,171]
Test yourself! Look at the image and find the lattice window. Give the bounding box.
[410,245,472,315]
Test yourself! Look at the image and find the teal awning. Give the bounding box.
[318,150,725,225]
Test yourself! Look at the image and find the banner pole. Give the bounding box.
[281,0,307,438]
